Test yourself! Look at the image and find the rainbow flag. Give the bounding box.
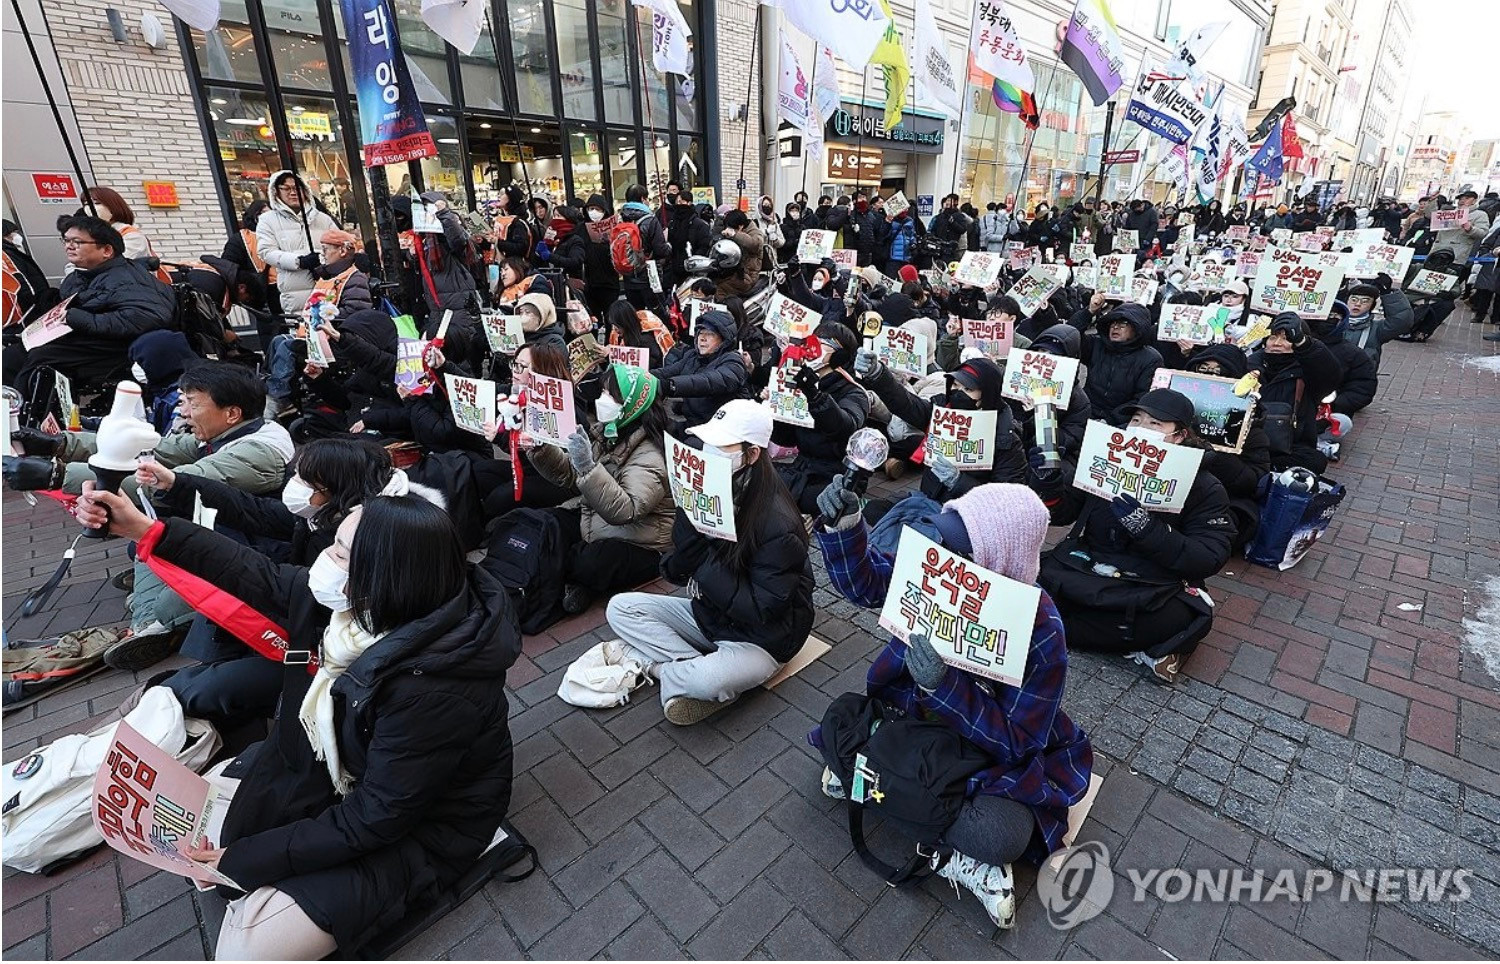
[992,79,1039,130]
[1059,0,1125,106]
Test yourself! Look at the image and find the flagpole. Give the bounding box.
[949,83,968,198]
[854,68,870,197]
[638,27,665,199]
[738,9,763,205]
[801,42,818,193]
[484,8,532,197]
[1011,63,1060,214]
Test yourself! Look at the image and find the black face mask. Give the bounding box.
[945,391,979,411]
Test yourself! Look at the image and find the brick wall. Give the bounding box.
[713,0,761,201]
[43,0,225,261]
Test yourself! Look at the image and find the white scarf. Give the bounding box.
[298,610,385,795]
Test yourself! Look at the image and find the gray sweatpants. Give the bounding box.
[606,593,782,705]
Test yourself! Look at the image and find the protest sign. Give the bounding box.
[1097,254,1131,298]
[304,328,335,367]
[1005,240,1025,252]
[1009,265,1063,317]
[1251,247,1347,319]
[767,363,814,427]
[1040,262,1071,285]
[1293,232,1328,252]
[1159,303,1229,345]
[394,339,433,395]
[874,326,927,377]
[763,291,818,340]
[1001,348,1079,405]
[585,213,619,243]
[92,721,238,888]
[19,297,74,351]
[566,334,608,381]
[1075,420,1204,513]
[963,314,1013,359]
[1236,251,1261,277]
[1187,260,1229,291]
[925,406,998,471]
[482,311,525,355]
[1178,223,1195,248]
[1429,209,1465,232]
[444,373,496,436]
[1074,265,1098,289]
[524,370,576,447]
[1131,275,1159,306]
[954,250,1003,288]
[411,194,442,234]
[796,228,835,262]
[1270,227,1292,246]
[1248,234,1269,251]
[885,191,910,218]
[1156,370,1255,454]
[1330,228,1383,250]
[877,526,1040,688]
[1006,248,1035,272]
[1115,229,1139,253]
[666,434,737,541]
[607,343,651,369]
[830,248,858,271]
[54,372,79,431]
[1346,241,1414,280]
[1406,269,1457,296]
[1070,243,1094,264]
[1225,225,1250,242]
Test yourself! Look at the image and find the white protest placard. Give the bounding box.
[1097,255,1131,298]
[666,434,737,541]
[1159,303,1230,345]
[874,326,927,377]
[1251,247,1347,319]
[1293,232,1328,252]
[1070,243,1094,264]
[963,315,1013,360]
[1347,241,1414,280]
[304,328,334,367]
[1074,420,1204,513]
[1039,262,1071,286]
[444,373,497,436]
[925,406,998,471]
[524,370,576,447]
[953,250,1003,288]
[411,194,442,234]
[1270,227,1292,246]
[796,228,835,262]
[91,721,239,888]
[1006,247,1034,272]
[1248,234,1269,252]
[1115,229,1140,253]
[1429,209,1465,232]
[1187,261,1229,291]
[1236,251,1261,278]
[1074,265,1098,289]
[1225,225,1251,242]
[830,248,858,271]
[1406,269,1457,296]
[763,291,818,340]
[19,296,74,351]
[1000,348,1079,405]
[1008,265,1063,317]
[877,526,1040,688]
[1331,228,1384,250]
[767,363,814,427]
[1130,275,1159,306]
[885,191,910,218]
[607,343,651,369]
[481,311,524,355]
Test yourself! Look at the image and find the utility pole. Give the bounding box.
[1092,101,1115,206]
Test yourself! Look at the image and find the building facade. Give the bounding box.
[1345,0,1412,201]
[1399,111,1472,199]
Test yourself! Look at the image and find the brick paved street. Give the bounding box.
[3,308,1499,960]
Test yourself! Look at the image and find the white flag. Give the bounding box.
[158,0,219,31]
[971,0,1034,92]
[420,0,484,55]
[1165,21,1228,100]
[632,0,692,75]
[1190,82,1225,204]
[762,0,889,71]
[914,0,961,117]
[804,45,840,162]
[778,29,813,134]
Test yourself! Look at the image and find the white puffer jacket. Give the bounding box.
[256,169,337,313]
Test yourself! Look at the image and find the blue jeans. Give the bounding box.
[267,334,300,399]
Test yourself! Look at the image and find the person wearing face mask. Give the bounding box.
[654,309,751,430]
[1178,344,1271,551]
[604,399,814,725]
[580,194,622,316]
[1027,389,1235,683]
[1,219,56,327]
[1245,312,1344,472]
[1081,303,1162,420]
[1213,280,1251,342]
[850,194,889,269]
[771,322,870,513]
[754,195,785,267]
[525,364,673,617]
[76,488,520,961]
[666,192,713,287]
[778,201,804,264]
[537,205,587,284]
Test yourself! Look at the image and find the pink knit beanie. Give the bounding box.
[944,483,1050,585]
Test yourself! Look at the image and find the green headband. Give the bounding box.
[604,363,658,439]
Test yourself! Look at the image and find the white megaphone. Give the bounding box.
[83,382,161,539]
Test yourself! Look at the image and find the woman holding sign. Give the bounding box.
[605,400,814,725]
[772,323,870,514]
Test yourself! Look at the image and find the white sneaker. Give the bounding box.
[935,851,1016,929]
[603,640,657,681]
[820,767,846,800]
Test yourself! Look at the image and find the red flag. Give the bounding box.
[1281,113,1304,159]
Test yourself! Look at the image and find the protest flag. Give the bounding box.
[1243,119,1285,184]
[1059,0,1125,106]
[419,0,483,54]
[870,0,909,131]
[761,0,889,72]
[1281,112,1305,159]
[632,0,692,74]
[971,0,1038,129]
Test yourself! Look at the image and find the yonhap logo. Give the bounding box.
[1036,841,1114,929]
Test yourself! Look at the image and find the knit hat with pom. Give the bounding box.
[940,483,1050,585]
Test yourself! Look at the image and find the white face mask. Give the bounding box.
[281,475,319,519]
[716,445,745,472]
[588,209,605,222]
[595,395,624,424]
[130,362,148,384]
[811,277,826,291]
[307,550,350,612]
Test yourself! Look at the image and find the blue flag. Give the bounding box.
[1244,120,1284,183]
[341,0,437,168]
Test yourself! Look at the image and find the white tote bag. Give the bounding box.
[557,640,652,709]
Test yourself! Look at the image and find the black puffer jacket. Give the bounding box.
[1311,311,1377,413]
[137,518,519,953]
[772,368,870,513]
[410,200,478,316]
[654,310,750,427]
[850,207,889,266]
[667,202,713,285]
[1021,324,1094,456]
[59,255,176,341]
[661,493,815,663]
[1085,303,1162,419]
[581,196,619,295]
[1247,332,1343,470]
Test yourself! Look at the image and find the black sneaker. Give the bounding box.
[111,569,135,591]
[561,583,594,615]
[103,625,186,672]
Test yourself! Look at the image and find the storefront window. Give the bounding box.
[509,0,556,116]
[208,86,279,216]
[417,115,469,209]
[554,0,597,120]
[458,17,504,112]
[634,17,671,132]
[610,133,640,199]
[266,0,334,90]
[282,94,359,228]
[671,1,699,133]
[675,134,704,191]
[568,130,606,202]
[643,132,673,200]
[190,1,259,85]
[598,0,635,127]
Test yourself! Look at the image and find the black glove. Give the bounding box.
[816,473,861,530]
[11,427,63,458]
[793,365,821,397]
[1110,494,1154,538]
[663,378,677,396]
[1270,312,1305,346]
[3,456,60,492]
[1026,445,1061,488]
[1375,272,1393,294]
[296,252,321,271]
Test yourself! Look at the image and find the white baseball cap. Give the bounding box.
[687,399,773,449]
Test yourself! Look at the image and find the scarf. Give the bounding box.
[549,217,575,240]
[604,364,658,439]
[299,609,386,795]
[621,201,653,217]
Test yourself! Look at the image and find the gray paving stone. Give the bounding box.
[490,871,573,949]
[66,894,198,961]
[552,820,658,908]
[648,747,732,812]
[762,910,849,961]
[623,849,720,943]
[764,848,868,936]
[572,770,666,844]
[685,879,791,960]
[638,795,726,872]
[394,893,496,959]
[607,915,689,961]
[530,882,644,961]
[841,886,941,961]
[704,768,789,838]
[695,820,793,903]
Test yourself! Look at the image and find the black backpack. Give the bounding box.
[483,508,565,635]
[818,693,993,885]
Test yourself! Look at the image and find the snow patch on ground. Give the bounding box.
[1462,355,1500,374]
[1462,575,1500,685]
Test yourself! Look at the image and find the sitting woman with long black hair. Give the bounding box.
[76,489,521,961]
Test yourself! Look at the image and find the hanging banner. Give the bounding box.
[341,0,438,166]
[1126,63,1208,145]
[666,434,738,541]
[1251,247,1347,319]
[913,0,961,117]
[1075,420,1204,513]
[777,27,812,134]
[764,0,890,72]
[925,406,998,471]
[444,373,496,436]
[419,0,483,54]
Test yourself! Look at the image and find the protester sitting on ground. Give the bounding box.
[476,340,578,519]
[654,309,750,430]
[1397,249,1464,343]
[771,322,870,514]
[1082,302,1162,420]
[604,400,814,725]
[76,488,520,962]
[298,308,401,430]
[936,296,1027,371]
[1180,345,1271,551]
[1210,280,1252,343]
[1338,275,1412,367]
[1008,323,1094,471]
[4,216,176,418]
[258,171,338,316]
[1028,388,1234,683]
[810,481,1094,928]
[1246,312,1344,472]
[525,364,673,616]
[353,342,493,456]
[1308,303,1378,415]
[266,229,375,414]
[605,298,675,370]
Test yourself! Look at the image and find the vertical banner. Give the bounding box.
[777,28,812,134]
[341,0,438,166]
[666,435,738,541]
